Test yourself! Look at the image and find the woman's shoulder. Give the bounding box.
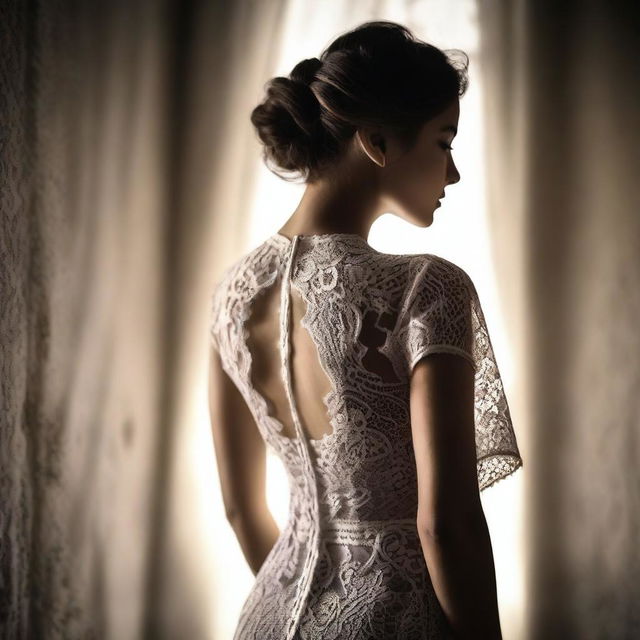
[212,239,277,288]
[403,251,474,290]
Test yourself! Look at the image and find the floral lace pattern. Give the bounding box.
[209,233,523,639]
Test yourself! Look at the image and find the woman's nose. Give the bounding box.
[447,158,461,184]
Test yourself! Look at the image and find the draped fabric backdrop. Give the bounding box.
[1,1,638,639]
[2,0,172,637]
[477,1,640,638]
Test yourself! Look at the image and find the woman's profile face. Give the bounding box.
[381,99,461,227]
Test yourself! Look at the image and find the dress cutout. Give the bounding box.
[209,232,523,640]
[244,238,336,442]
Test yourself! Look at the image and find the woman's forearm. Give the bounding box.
[419,513,503,639]
[227,505,280,576]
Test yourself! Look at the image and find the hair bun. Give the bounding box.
[250,58,327,182]
[289,57,323,87]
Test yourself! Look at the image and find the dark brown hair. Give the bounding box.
[250,20,469,183]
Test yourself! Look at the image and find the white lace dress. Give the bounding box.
[209,232,523,640]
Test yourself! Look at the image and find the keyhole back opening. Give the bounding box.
[245,273,335,443]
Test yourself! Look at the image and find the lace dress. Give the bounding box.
[209,232,523,640]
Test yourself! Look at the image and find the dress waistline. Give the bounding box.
[321,517,418,543]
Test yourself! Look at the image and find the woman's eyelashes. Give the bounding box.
[439,141,454,151]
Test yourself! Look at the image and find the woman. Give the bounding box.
[209,20,523,640]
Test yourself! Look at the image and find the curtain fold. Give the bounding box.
[144,0,290,636]
[477,1,640,638]
[1,0,175,636]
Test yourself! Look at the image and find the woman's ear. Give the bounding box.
[356,129,386,168]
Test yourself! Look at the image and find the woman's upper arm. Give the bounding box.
[208,344,267,520]
[410,351,484,538]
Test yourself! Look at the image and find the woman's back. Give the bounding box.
[209,231,522,639]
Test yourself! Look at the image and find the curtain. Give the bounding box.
[477,1,640,638]
[1,0,172,636]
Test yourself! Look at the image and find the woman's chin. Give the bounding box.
[407,211,434,228]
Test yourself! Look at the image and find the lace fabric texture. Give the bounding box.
[209,233,523,639]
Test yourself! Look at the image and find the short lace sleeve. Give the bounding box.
[398,256,523,491]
